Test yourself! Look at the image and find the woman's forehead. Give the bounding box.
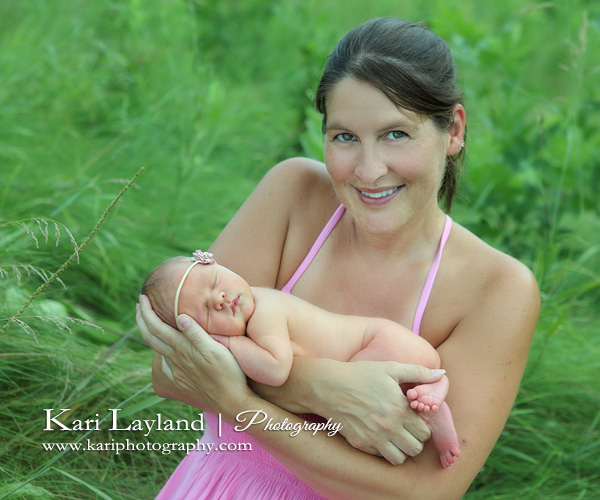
[326,78,422,124]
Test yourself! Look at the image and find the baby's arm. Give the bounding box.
[213,305,293,387]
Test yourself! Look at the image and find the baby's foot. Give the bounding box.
[439,443,462,469]
[418,402,461,469]
[407,376,449,413]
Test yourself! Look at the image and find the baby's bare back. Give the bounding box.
[253,288,369,361]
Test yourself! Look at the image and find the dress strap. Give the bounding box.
[281,204,345,294]
[412,215,452,335]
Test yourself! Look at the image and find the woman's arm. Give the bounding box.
[240,262,541,499]
[147,159,302,401]
[148,158,436,459]
[139,302,449,498]
[142,156,539,497]
[250,355,435,462]
[141,253,538,500]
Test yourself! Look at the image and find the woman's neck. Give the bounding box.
[345,206,447,263]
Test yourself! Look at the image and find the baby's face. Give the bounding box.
[176,263,255,336]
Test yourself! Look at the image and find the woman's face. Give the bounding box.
[176,263,255,336]
[323,77,463,234]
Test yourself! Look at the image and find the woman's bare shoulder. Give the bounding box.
[425,221,539,347]
[260,156,341,245]
[267,157,334,197]
[251,157,338,219]
[266,156,327,181]
[451,222,538,292]
[266,158,342,289]
[211,158,337,287]
[441,221,540,340]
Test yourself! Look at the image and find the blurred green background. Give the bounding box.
[1,0,598,498]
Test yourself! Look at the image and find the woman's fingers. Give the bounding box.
[177,314,246,379]
[386,362,445,385]
[305,360,439,464]
[392,426,426,457]
[347,424,423,465]
[209,334,230,348]
[177,314,214,352]
[137,295,186,355]
[137,297,250,416]
[161,355,175,382]
[136,300,171,354]
[402,413,431,444]
[378,442,409,466]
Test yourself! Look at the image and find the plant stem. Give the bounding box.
[0,166,145,335]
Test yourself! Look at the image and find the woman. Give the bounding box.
[138,17,540,499]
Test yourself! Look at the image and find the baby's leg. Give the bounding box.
[349,319,440,368]
[407,376,449,413]
[350,323,443,410]
[349,320,460,467]
[415,401,461,468]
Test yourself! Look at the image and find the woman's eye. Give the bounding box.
[386,130,407,140]
[335,132,356,142]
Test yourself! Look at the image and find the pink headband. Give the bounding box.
[174,250,216,328]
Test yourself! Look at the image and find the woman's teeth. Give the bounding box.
[360,187,398,199]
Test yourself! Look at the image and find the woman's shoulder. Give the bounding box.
[212,158,334,287]
[263,158,342,289]
[445,220,540,329]
[265,157,340,225]
[450,221,537,290]
[266,157,333,195]
[426,218,540,347]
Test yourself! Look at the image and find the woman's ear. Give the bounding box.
[447,104,466,156]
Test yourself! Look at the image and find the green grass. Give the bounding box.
[1,0,599,498]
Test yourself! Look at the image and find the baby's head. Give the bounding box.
[142,251,255,336]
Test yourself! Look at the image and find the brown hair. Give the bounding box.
[141,257,190,329]
[315,17,465,211]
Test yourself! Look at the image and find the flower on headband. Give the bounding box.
[192,250,216,265]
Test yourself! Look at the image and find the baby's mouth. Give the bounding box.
[231,297,240,316]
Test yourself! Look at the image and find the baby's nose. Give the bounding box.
[212,291,226,309]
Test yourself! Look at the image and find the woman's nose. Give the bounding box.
[354,145,387,183]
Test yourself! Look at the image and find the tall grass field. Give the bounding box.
[1,1,598,498]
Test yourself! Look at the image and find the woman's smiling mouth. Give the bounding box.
[356,186,403,205]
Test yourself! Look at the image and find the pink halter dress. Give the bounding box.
[155,204,452,499]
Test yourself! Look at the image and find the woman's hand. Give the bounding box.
[315,360,444,465]
[253,357,444,465]
[136,295,252,417]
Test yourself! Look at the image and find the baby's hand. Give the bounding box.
[210,334,230,348]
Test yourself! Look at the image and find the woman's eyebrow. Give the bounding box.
[324,121,352,133]
[325,119,415,134]
[376,120,414,132]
